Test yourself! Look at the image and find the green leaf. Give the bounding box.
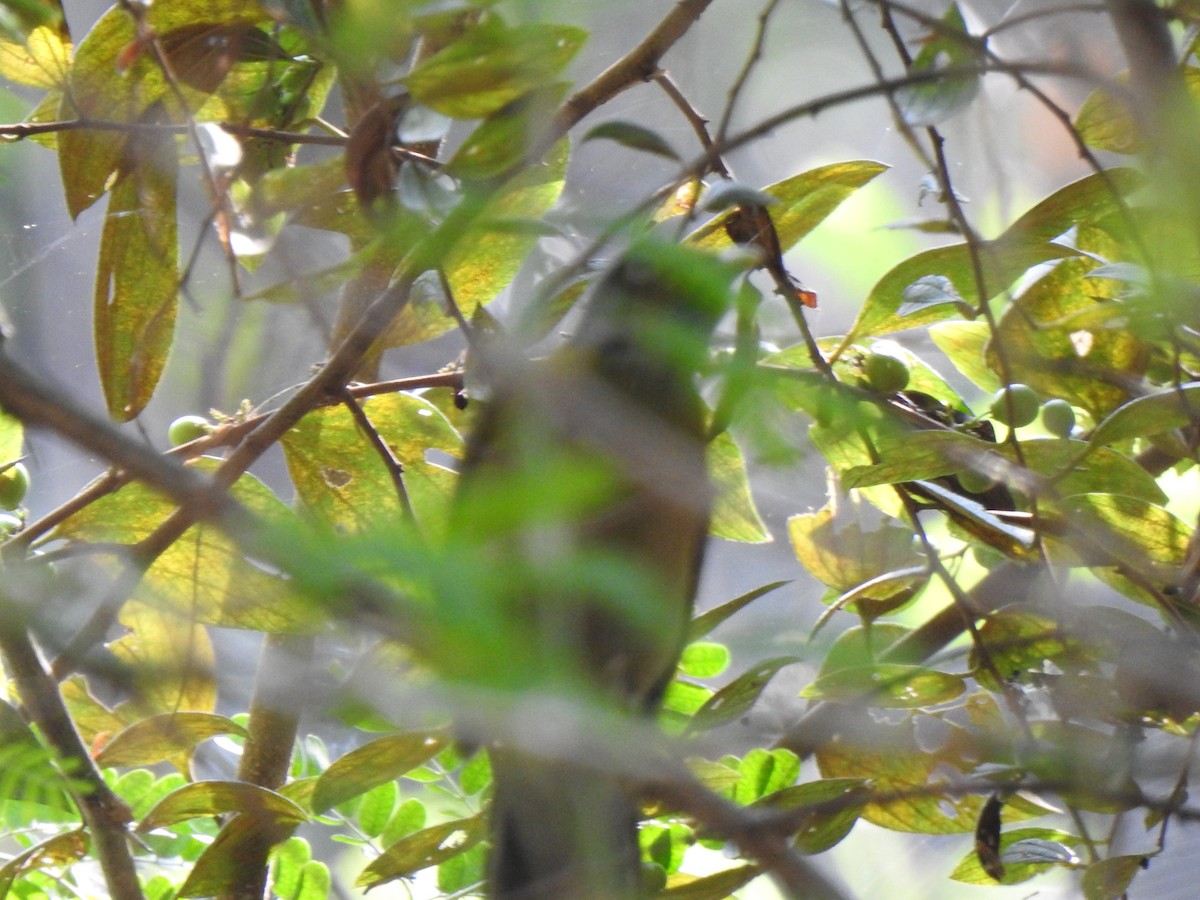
[928,320,1001,392]
[179,810,300,897]
[843,241,1073,343]
[816,712,981,833]
[582,120,679,160]
[296,860,331,900]
[987,257,1146,420]
[447,83,569,179]
[1005,169,1141,246]
[381,797,427,846]
[688,160,888,255]
[678,642,731,679]
[51,459,311,632]
[0,25,70,89]
[687,580,789,641]
[1006,437,1166,508]
[310,731,447,814]
[754,778,868,854]
[707,429,769,543]
[950,827,1082,885]
[386,138,568,347]
[787,502,925,615]
[662,679,714,718]
[94,713,246,768]
[658,864,762,898]
[1089,382,1200,448]
[270,837,311,900]
[138,780,306,831]
[355,781,398,839]
[727,748,801,804]
[1082,854,1148,900]
[405,21,586,118]
[459,751,492,796]
[895,4,981,126]
[282,392,463,532]
[356,814,487,888]
[686,657,799,734]
[93,129,179,421]
[1061,493,1189,572]
[0,830,87,897]
[801,664,964,709]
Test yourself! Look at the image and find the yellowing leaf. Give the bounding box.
[356,814,486,888]
[94,712,245,768]
[310,732,447,813]
[94,131,179,421]
[0,25,70,88]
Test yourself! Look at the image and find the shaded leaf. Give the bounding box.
[688,580,789,641]
[448,83,569,179]
[755,778,869,854]
[178,809,300,897]
[0,829,87,897]
[582,120,678,160]
[405,20,585,118]
[686,657,799,733]
[1082,854,1148,900]
[1089,381,1200,448]
[895,4,981,126]
[310,731,447,813]
[801,664,964,709]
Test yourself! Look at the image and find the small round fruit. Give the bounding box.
[1041,398,1076,438]
[168,415,211,446]
[0,463,29,510]
[863,352,911,393]
[988,384,1040,428]
[640,863,667,894]
[957,467,999,496]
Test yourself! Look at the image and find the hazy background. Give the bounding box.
[0,1,1165,897]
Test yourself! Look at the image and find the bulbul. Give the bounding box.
[452,238,735,899]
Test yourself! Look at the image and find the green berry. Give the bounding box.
[168,415,211,446]
[957,467,999,495]
[1041,399,1076,438]
[863,352,911,393]
[640,863,667,894]
[988,384,1040,428]
[0,463,29,510]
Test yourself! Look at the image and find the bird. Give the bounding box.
[450,237,736,899]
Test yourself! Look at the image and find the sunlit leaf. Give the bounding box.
[928,320,1000,392]
[51,459,312,632]
[282,392,463,532]
[987,258,1146,420]
[678,642,731,679]
[0,24,70,88]
[1089,382,1200,448]
[950,828,1082,885]
[384,139,568,347]
[95,712,243,769]
[726,748,801,805]
[139,780,306,831]
[688,160,888,255]
[708,429,769,543]
[94,129,179,421]
[448,83,568,179]
[658,864,761,898]
[0,830,87,896]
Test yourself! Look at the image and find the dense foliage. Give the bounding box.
[0,0,1199,898]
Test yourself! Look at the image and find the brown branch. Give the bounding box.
[0,602,143,900]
